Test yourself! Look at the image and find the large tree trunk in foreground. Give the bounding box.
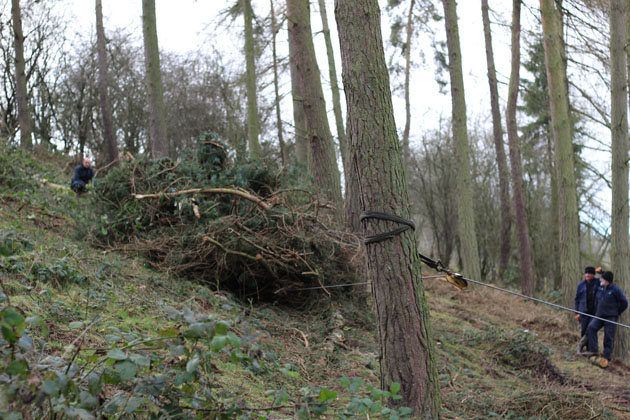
[610,0,630,361]
[244,0,261,160]
[441,0,481,282]
[506,0,534,296]
[335,0,441,417]
[142,0,167,158]
[481,0,511,276]
[11,0,32,148]
[96,0,119,166]
[287,0,343,222]
[317,0,347,173]
[540,0,580,318]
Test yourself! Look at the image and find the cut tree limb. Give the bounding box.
[38,178,67,190]
[131,188,272,211]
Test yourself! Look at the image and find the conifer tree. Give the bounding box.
[11,0,32,148]
[96,0,118,165]
[540,0,580,315]
[336,0,441,416]
[142,0,167,157]
[441,0,481,281]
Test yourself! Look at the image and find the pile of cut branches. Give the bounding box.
[89,139,362,304]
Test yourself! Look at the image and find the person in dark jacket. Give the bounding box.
[70,158,94,195]
[586,271,629,361]
[575,266,599,343]
[596,266,604,279]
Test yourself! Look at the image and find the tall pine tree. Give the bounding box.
[336,0,441,416]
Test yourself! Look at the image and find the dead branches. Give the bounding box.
[132,187,272,211]
[92,156,360,304]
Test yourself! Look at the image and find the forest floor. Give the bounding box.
[1,152,630,419]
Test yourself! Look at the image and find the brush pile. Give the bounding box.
[89,137,361,303]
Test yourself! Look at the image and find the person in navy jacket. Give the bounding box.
[575,266,599,339]
[586,271,628,361]
[70,158,94,195]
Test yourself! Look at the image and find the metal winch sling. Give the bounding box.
[360,210,630,330]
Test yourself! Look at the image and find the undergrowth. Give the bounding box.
[1,143,628,419]
[0,218,406,419]
[84,136,361,304]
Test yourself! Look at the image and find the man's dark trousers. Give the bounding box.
[71,180,86,194]
[587,317,617,360]
[580,315,593,338]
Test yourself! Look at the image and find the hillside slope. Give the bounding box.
[1,149,629,419]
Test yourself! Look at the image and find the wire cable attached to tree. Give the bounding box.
[342,210,630,329]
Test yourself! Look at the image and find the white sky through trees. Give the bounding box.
[64,0,611,227]
[65,0,512,145]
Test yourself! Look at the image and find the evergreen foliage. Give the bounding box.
[88,137,359,303]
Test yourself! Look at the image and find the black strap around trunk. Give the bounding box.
[359,211,416,245]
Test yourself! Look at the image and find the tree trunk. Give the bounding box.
[244,0,261,160]
[441,0,481,282]
[335,1,441,417]
[610,0,630,361]
[481,0,511,276]
[505,0,534,296]
[549,135,561,290]
[402,0,415,169]
[627,1,630,107]
[78,110,89,158]
[317,0,347,174]
[142,0,167,158]
[344,135,367,305]
[288,18,308,165]
[270,0,287,168]
[540,0,580,318]
[95,0,119,166]
[11,0,32,148]
[287,0,343,222]
[220,82,246,163]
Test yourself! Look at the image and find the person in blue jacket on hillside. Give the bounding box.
[586,271,628,361]
[575,266,599,352]
[70,157,94,195]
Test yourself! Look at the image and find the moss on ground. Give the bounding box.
[1,149,629,419]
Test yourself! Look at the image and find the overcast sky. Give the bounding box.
[60,0,611,227]
[65,0,515,139]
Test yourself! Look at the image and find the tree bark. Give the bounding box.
[481,0,511,276]
[441,0,481,282]
[627,1,630,107]
[317,0,347,174]
[287,0,343,222]
[95,0,119,166]
[288,28,308,165]
[540,0,580,318]
[142,0,167,158]
[244,0,261,160]
[11,0,32,148]
[270,0,287,168]
[402,0,415,169]
[335,1,441,417]
[610,0,630,361]
[505,0,534,296]
[550,134,561,291]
